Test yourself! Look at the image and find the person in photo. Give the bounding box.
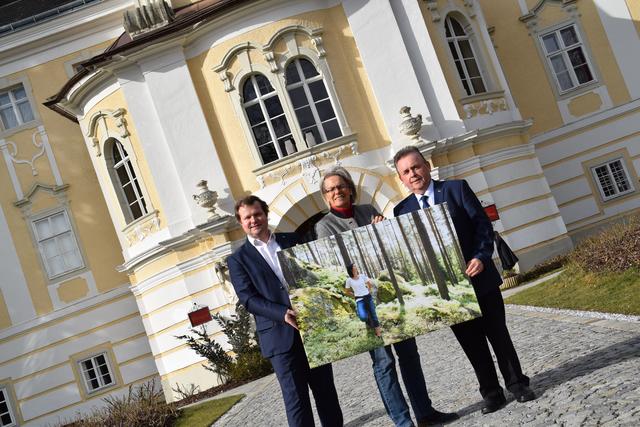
[345,262,382,337]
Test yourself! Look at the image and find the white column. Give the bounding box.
[0,205,36,324]
[594,0,640,99]
[391,0,466,138]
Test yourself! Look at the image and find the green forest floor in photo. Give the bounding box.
[174,394,244,427]
[505,265,640,315]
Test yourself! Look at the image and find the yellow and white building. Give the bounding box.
[0,0,638,424]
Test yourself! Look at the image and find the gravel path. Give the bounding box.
[213,304,640,426]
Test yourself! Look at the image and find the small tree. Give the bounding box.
[176,303,272,384]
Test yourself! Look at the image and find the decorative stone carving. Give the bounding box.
[463,0,476,18]
[123,0,175,40]
[256,175,265,189]
[1,127,47,176]
[398,106,423,143]
[85,108,130,157]
[218,71,233,92]
[311,35,326,58]
[349,141,358,156]
[269,165,293,187]
[124,214,160,246]
[425,1,441,22]
[192,180,220,220]
[263,50,279,72]
[299,155,321,184]
[322,145,346,165]
[462,97,508,119]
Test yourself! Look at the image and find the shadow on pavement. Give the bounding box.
[344,409,387,427]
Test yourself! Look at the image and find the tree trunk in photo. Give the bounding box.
[426,209,458,285]
[371,222,404,305]
[396,217,428,286]
[351,230,373,278]
[410,211,449,300]
[334,233,351,268]
[440,204,467,272]
[389,221,410,278]
[409,219,434,283]
[365,226,384,273]
[308,241,320,266]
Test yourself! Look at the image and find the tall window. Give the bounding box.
[0,83,34,131]
[541,24,594,92]
[591,159,634,201]
[0,387,16,427]
[242,74,295,165]
[79,353,115,393]
[285,58,341,146]
[112,140,148,221]
[445,16,486,97]
[33,211,84,279]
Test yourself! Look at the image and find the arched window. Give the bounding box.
[242,74,295,165]
[111,140,148,221]
[285,58,341,147]
[445,16,486,97]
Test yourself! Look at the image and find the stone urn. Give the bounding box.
[193,180,219,220]
[398,106,423,142]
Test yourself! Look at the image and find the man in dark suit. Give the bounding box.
[393,146,535,414]
[227,195,343,427]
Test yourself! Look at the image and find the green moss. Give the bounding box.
[174,395,244,427]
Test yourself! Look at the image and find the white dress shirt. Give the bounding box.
[413,179,435,208]
[248,232,287,287]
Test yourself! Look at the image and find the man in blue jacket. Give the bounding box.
[393,146,535,414]
[227,195,343,427]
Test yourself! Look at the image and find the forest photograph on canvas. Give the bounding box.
[278,203,482,368]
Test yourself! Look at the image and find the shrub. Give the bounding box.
[570,215,640,273]
[63,380,177,427]
[518,254,568,283]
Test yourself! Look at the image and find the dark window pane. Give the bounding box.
[1,413,12,424]
[450,18,465,36]
[560,26,578,46]
[299,58,319,78]
[323,120,342,140]
[574,64,593,84]
[295,107,315,128]
[264,96,284,117]
[461,79,471,96]
[123,183,136,204]
[251,123,272,146]
[259,143,278,164]
[90,378,99,389]
[133,178,144,200]
[458,40,473,59]
[116,165,130,186]
[471,77,486,94]
[448,42,459,60]
[445,21,451,37]
[243,79,256,101]
[316,99,336,121]
[288,87,308,108]
[464,58,481,78]
[308,80,328,101]
[112,143,122,163]
[302,127,321,146]
[0,92,9,106]
[567,48,587,67]
[285,62,300,84]
[102,372,112,384]
[255,74,274,95]
[0,401,8,412]
[454,60,466,81]
[245,104,264,126]
[271,115,291,138]
[82,360,93,370]
[130,202,142,219]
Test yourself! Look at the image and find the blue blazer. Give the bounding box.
[394,180,501,296]
[227,232,299,358]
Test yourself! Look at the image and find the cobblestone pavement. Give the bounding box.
[213,306,640,427]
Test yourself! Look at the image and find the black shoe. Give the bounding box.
[418,409,460,426]
[481,393,506,415]
[512,385,536,403]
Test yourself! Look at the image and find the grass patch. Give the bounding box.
[174,394,244,427]
[505,265,640,315]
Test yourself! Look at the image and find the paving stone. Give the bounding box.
[213,311,640,427]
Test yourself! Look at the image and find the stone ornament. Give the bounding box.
[463,98,508,119]
[193,180,220,220]
[125,214,160,246]
[399,106,423,143]
[1,127,47,176]
[123,0,175,39]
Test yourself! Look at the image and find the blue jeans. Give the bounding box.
[370,338,434,427]
[356,295,380,328]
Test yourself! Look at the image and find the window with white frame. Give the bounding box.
[285,58,342,147]
[541,24,595,93]
[79,353,115,393]
[445,16,487,97]
[591,158,635,201]
[242,74,296,164]
[0,387,16,427]
[32,211,84,279]
[111,140,148,221]
[0,83,35,131]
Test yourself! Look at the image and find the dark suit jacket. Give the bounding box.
[227,232,299,358]
[394,179,501,296]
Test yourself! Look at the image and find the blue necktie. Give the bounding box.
[420,195,430,208]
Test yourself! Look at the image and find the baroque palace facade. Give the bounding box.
[0,0,638,423]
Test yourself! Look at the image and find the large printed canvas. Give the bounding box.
[278,203,482,368]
